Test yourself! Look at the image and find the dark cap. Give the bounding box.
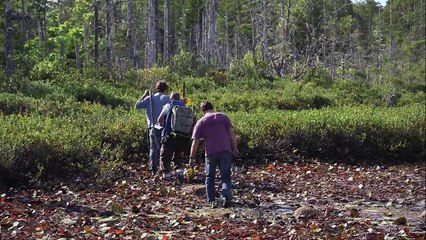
[200,101,213,112]
[155,81,168,92]
[170,91,180,100]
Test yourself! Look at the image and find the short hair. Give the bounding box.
[156,81,168,92]
[200,101,213,112]
[170,91,180,100]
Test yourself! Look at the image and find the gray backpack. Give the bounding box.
[170,105,194,137]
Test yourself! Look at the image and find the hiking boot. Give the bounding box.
[222,199,232,208]
[162,172,171,181]
[176,169,184,182]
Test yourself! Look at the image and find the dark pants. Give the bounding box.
[159,135,190,173]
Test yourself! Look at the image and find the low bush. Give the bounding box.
[230,104,425,163]
[1,72,424,186]
[0,93,34,115]
[0,106,147,183]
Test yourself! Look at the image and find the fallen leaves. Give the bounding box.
[0,161,425,239]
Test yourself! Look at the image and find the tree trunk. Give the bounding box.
[225,13,230,67]
[128,0,139,69]
[235,16,241,61]
[261,0,269,61]
[202,0,208,61]
[196,8,202,57]
[21,0,28,41]
[60,39,65,65]
[145,0,157,67]
[331,0,337,79]
[75,41,81,69]
[5,2,14,78]
[389,0,393,77]
[207,0,217,64]
[249,6,257,63]
[286,0,291,39]
[105,0,113,69]
[84,23,89,67]
[163,0,171,65]
[94,0,99,66]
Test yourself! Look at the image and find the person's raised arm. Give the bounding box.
[135,90,150,109]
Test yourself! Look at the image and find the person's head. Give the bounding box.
[200,101,214,113]
[155,80,168,93]
[170,91,181,100]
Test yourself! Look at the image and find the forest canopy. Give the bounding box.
[0,0,424,84]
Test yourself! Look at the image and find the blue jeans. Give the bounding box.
[205,151,233,202]
[149,128,162,173]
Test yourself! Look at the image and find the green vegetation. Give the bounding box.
[0,68,424,184]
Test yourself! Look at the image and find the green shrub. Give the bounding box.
[0,107,147,182]
[230,104,425,163]
[75,86,127,108]
[20,81,53,99]
[228,50,269,80]
[301,67,333,88]
[171,50,197,76]
[0,93,33,115]
[136,66,177,90]
[30,59,63,81]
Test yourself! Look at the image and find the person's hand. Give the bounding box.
[233,149,239,157]
[233,153,244,168]
[188,157,196,167]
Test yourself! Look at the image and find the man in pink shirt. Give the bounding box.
[189,101,238,208]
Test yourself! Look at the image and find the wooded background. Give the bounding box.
[1,0,425,84]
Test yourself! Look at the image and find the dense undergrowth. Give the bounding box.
[0,67,424,185]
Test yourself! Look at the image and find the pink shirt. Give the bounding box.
[192,112,233,156]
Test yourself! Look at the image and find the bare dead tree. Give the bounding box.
[75,41,81,69]
[195,8,202,57]
[249,6,258,64]
[163,0,171,66]
[84,23,89,67]
[5,2,14,78]
[60,39,65,65]
[128,0,139,69]
[224,13,230,67]
[94,0,99,66]
[207,0,217,65]
[234,15,241,61]
[105,0,113,69]
[260,0,269,62]
[145,0,157,67]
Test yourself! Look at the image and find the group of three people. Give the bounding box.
[135,80,239,207]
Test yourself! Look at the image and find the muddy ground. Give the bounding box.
[1,159,425,239]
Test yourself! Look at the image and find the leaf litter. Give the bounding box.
[0,160,425,239]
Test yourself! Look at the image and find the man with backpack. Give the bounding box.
[189,101,238,208]
[157,92,195,181]
[135,81,170,176]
